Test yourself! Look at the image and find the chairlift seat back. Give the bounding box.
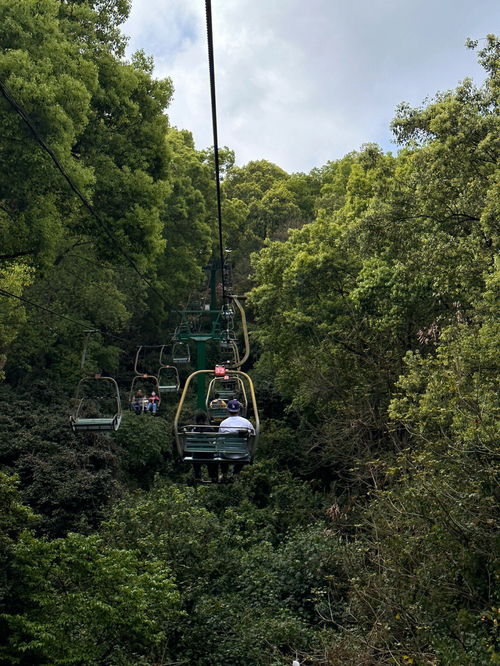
[182,432,252,462]
[207,407,227,422]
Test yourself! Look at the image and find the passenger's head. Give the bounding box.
[226,399,240,414]
[195,410,208,424]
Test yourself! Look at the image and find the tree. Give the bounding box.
[2,532,181,665]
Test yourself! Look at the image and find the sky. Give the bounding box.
[123,0,499,173]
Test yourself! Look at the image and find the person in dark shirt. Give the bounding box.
[190,411,217,482]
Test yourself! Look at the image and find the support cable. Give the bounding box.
[205,0,227,307]
[0,287,129,343]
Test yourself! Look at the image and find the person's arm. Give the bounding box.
[246,420,256,435]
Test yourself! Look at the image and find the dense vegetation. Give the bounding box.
[0,1,498,664]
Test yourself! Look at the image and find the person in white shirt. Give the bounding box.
[218,399,255,435]
[218,399,255,480]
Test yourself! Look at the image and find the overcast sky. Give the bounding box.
[124,0,498,173]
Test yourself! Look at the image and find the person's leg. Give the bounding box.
[232,462,244,476]
[219,462,230,482]
[207,462,218,483]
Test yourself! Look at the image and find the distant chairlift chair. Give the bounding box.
[172,341,191,364]
[70,375,122,432]
[158,365,180,394]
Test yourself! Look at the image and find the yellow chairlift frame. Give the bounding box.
[173,369,260,463]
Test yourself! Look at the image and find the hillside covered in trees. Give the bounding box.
[0,1,498,664]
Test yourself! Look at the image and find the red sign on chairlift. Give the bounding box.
[214,365,226,376]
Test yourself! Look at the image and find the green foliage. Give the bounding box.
[0,473,38,615]
[112,411,176,485]
[247,41,499,664]
[0,0,193,380]
[338,313,499,664]
[102,471,337,665]
[222,159,320,290]
[0,383,122,537]
[0,263,33,379]
[2,531,181,665]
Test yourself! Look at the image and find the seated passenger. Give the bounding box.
[147,391,160,415]
[218,399,255,481]
[209,392,227,409]
[132,389,145,415]
[218,399,255,435]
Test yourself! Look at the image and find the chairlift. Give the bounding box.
[70,375,122,432]
[172,341,191,364]
[158,365,180,393]
[221,305,234,320]
[134,345,164,375]
[206,375,248,421]
[129,374,161,414]
[220,331,236,351]
[220,340,240,367]
[174,369,259,482]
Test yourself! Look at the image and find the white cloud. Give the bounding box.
[124,0,499,172]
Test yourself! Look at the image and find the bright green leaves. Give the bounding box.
[0,0,97,267]
[390,314,500,451]
[246,46,499,664]
[2,532,181,665]
[0,263,33,379]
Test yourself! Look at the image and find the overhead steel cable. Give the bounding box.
[0,287,130,343]
[0,78,167,304]
[205,0,227,305]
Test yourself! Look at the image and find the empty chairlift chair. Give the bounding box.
[158,365,180,394]
[70,375,122,432]
[172,341,190,364]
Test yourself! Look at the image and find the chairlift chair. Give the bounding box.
[129,374,161,413]
[220,331,236,351]
[206,375,248,421]
[174,369,259,479]
[158,365,180,394]
[133,345,166,375]
[70,375,122,432]
[172,341,191,364]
